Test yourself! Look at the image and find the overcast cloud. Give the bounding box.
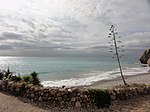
[0,0,149,56]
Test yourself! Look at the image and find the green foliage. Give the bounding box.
[30,72,40,85]
[130,83,146,87]
[9,71,40,85]
[89,89,111,108]
[0,68,40,85]
[4,67,12,78]
[113,83,147,89]
[0,72,4,80]
[22,75,31,83]
[30,71,38,78]
[0,67,13,80]
[10,75,22,82]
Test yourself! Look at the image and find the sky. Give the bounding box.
[0,0,150,57]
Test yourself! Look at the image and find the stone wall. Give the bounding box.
[109,84,150,100]
[0,80,95,108]
[0,80,150,109]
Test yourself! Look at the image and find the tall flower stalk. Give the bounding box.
[108,25,127,85]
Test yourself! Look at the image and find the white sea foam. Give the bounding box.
[41,66,150,87]
[41,73,111,87]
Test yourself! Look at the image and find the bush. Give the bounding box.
[22,75,31,83]
[0,72,4,80]
[5,67,12,78]
[89,89,111,108]
[30,72,40,85]
[10,75,22,82]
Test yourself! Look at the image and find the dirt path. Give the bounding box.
[0,92,51,112]
[108,95,150,112]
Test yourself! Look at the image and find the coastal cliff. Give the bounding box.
[139,49,150,65]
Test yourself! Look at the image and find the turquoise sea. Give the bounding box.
[0,56,149,87]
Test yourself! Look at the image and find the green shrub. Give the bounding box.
[30,72,40,85]
[0,72,4,80]
[10,75,22,82]
[22,75,31,83]
[89,89,111,108]
[5,67,12,78]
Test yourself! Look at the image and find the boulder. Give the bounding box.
[75,101,81,108]
[139,49,150,64]
[71,97,76,102]
[147,58,150,67]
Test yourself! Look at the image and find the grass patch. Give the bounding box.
[113,83,147,89]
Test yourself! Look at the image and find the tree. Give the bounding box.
[108,25,127,85]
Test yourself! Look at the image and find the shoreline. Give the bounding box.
[87,72,150,89]
[41,72,150,89]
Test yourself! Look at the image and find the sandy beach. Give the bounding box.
[88,73,150,89]
[0,73,149,112]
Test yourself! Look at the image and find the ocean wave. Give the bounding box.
[41,66,149,87]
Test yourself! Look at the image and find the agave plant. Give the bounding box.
[108,25,127,85]
[4,67,13,79]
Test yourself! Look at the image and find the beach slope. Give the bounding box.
[89,73,150,89]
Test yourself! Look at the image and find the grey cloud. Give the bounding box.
[0,44,13,50]
[58,18,81,32]
[21,18,36,29]
[88,45,108,50]
[0,32,24,40]
[0,0,149,56]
